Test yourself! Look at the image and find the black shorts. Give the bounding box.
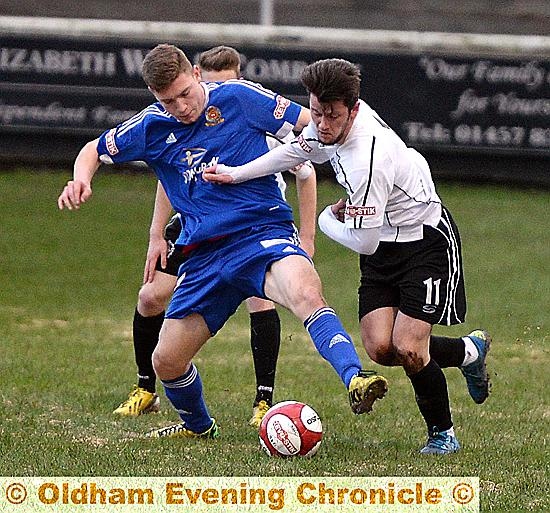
[358,207,466,326]
[154,214,188,277]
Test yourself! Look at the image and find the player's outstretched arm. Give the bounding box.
[203,142,307,184]
[57,138,101,210]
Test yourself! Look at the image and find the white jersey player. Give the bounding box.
[205,58,492,455]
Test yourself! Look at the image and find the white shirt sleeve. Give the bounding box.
[213,121,334,183]
[216,142,308,183]
[318,205,381,255]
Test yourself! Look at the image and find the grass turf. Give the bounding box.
[0,169,548,512]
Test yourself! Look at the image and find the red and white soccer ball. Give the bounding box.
[259,401,323,457]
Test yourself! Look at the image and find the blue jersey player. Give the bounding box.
[58,44,388,439]
[112,45,318,429]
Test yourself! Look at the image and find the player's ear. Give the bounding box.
[349,101,360,122]
[193,65,202,81]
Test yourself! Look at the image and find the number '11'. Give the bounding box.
[423,277,441,305]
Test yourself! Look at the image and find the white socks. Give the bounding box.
[461,336,480,366]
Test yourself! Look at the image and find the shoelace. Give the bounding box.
[121,388,146,405]
[158,424,186,437]
[427,433,452,449]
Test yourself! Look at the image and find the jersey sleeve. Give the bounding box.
[232,81,302,138]
[289,122,337,164]
[96,109,148,164]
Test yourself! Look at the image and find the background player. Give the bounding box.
[204,58,491,454]
[112,45,317,428]
[58,45,388,440]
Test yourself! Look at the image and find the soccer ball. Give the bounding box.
[259,401,322,457]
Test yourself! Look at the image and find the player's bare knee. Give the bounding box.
[395,348,426,374]
[152,348,188,380]
[138,283,169,316]
[374,348,398,366]
[363,338,396,366]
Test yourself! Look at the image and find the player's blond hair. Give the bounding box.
[142,44,193,92]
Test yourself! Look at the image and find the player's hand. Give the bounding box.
[202,164,235,184]
[143,236,169,283]
[330,198,347,222]
[57,180,92,210]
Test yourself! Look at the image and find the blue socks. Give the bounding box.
[304,307,362,387]
[161,363,212,433]
[161,308,360,430]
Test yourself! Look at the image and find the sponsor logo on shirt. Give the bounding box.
[165,132,177,144]
[345,205,376,217]
[181,148,207,167]
[178,147,219,183]
[297,134,313,153]
[204,106,224,127]
[105,128,118,155]
[273,95,290,119]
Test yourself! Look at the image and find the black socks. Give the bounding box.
[408,358,452,433]
[249,309,281,406]
[133,308,164,393]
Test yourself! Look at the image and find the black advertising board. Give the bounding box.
[1,33,549,172]
[364,53,550,156]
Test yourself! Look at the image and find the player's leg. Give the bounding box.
[135,273,177,385]
[112,272,175,416]
[360,306,399,366]
[427,207,491,404]
[147,246,247,439]
[264,254,387,414]
[245,296,280,427]
[358,248,489,398]
[429,331,491,404]
[393,312,459,454]
[113,241,184,416]
[148,314,218,439]
[358,225,459,453]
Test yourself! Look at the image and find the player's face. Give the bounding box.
[309,94,358,145]
[151,68,205,124]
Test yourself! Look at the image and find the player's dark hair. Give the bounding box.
[197,45,241,76]
[142,43,193,91]
[301,58,361,110]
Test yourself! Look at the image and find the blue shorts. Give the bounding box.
[165,222,311,335]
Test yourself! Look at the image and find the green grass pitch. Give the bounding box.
[0,168,548,512]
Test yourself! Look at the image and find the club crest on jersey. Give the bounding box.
[105,128,119,155]
[346,205,376,217]
[273,95,290,119]
[204,106,224,127]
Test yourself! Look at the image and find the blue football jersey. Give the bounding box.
[96,80,303,246]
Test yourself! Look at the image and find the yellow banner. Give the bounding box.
[1,476,479,512]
